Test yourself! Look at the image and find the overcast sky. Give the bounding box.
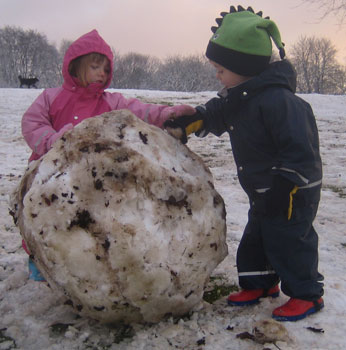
[1,0,346,63]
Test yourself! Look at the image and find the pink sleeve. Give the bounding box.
[22,88,73,157]
[104,92,195,128]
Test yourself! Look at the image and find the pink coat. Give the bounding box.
[22,29,194,161]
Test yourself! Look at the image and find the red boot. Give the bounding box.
[227,285,280,306]
[272,297,324,321]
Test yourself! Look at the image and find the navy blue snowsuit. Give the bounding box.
[196,59,324,300]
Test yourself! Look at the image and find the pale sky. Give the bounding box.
[1,0,346,64]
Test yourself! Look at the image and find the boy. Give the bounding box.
[164,5,324,321]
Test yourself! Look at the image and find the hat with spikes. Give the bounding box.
[206,5,285,76]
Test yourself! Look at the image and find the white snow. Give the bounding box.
[1,88,346,349]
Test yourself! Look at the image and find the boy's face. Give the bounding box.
[210,61,251,89]
[85,59,110,86]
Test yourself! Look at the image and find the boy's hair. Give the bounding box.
[68,53,110,87]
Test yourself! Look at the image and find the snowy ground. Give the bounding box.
[0,88,346,350]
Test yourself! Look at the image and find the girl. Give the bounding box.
[22,29,195,162]
[21,29,195,280]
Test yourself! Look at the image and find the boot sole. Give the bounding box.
[272,301,324,321]
[227,291,280,306]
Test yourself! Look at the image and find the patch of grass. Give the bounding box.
[203,276,238,304]
[135,97,174,106]
[50,323,135,348]
[341,243,346,248]
[49,323,74,336]
[112,324,135,344]
[200,153,217,158]
[156,101,174,106]
[0,328,16,349]
[213,141,227,149]
[323,184,346,198]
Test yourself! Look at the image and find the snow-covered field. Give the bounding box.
[0,88,346,350]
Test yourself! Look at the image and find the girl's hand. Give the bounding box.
[162,105,196,120]
[48,123,74,148]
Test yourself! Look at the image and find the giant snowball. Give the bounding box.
[11,110,228,323]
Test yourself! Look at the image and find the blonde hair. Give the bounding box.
[68,53,110,87]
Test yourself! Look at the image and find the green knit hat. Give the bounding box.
[206,5,285,76]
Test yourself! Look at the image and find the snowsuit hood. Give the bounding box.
[218,59,297,99]
[62,29,114,90]
[249,59,297,94]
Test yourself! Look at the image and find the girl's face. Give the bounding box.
[210,60,251,89]
[85,59,110,86]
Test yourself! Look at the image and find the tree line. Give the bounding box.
[0,26,345,94]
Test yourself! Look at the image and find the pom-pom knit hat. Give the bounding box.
[206,5,286,76]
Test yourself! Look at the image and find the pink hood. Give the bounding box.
[62,29,114,90]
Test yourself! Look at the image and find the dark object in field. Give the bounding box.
[18,75,39,88]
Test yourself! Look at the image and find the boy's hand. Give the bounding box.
[163,113,204,144]
[265,175,298,220]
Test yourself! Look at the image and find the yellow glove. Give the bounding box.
[163,113,204,144]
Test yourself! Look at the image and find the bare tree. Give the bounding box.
[59,39,73,58]
[0,26,60,88]
[37,42,61,87]
[328,64,346,94]
[304,0,346,23]
[112,52,159,89]
[0,26,23,87]
[153,54,220,92]
[52,39,73,85]
[291,36,343,93]
[2,25,343,93]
